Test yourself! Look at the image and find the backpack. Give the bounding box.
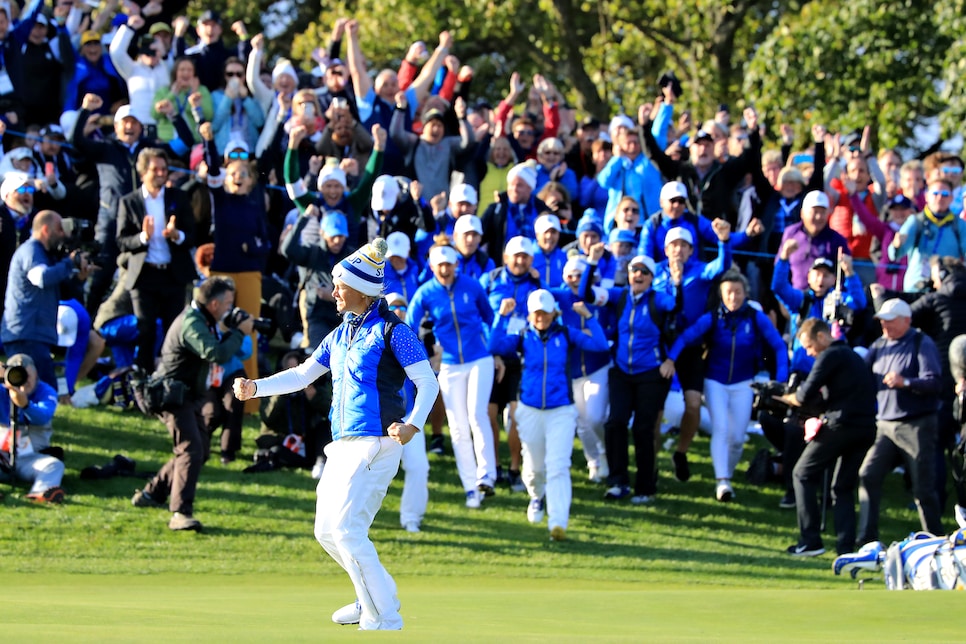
[911,213,963,254]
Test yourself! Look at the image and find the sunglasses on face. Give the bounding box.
[225,70,244,78]
[227,151,250,160]
[942,167,964,175]
[930,189,952,198]
[16,185,36,194]
[388,304,407,312]
[630,266,651,275]
[669,198,686,205]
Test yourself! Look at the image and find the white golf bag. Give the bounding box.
[834,528,966,590]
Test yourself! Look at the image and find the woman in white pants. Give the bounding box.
[234,240,439,631]
[407,242,497,508]
[489,289,609,540]
[664,271,789,502]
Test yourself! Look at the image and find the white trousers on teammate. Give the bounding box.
[572,364,609,472]
[438,356,496,491]
[315,436,403,631]
[399,426,428,527]
[703,379,754,480]
[514,403,578,531]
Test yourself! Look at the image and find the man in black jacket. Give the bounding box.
[776,317,877,557]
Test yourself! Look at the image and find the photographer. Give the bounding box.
[2,210,94,389]
[775,318,877,557]
[0,354,64,503]
[130,277,253,532]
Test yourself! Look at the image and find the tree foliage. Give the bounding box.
[180,0,961,150]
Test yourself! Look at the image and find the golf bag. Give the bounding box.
[833,528,966,590]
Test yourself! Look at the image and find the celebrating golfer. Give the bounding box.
[233,238,439,631]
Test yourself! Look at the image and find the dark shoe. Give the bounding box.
[168,512,202,531]
[113,454,136,475]
[672,451,691,482]
[604,485,631,500]
[27,486,65,504]
[778,492,796,509]
[220,451,236,465]
[495,466,508,485]
[478,483,496,498]
[131,488,163,508]
[507,470,526,493]
[786,542,825,557]
[427,435,445,456]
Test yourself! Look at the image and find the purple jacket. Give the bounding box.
[776,222,851,290]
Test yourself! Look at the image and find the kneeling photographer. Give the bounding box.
[0,355,65,503]
[130,277,253,532]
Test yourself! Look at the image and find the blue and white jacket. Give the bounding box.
[479,267,543,359]
[311,301,427,440]
[669,303,789,385]
[407,274,494,365]
[489,317,608,409]
[532,246,568,288]
[550,285,613,379]
[652,239,732,328]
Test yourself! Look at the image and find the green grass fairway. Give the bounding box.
[5,574,962,642]
[4,405,963,640]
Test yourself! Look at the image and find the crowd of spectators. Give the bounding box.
[1,1,965,549]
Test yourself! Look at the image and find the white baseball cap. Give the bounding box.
[534,214,562,235]
[527,289,558,314]
[449,183,478,205]
[385,231,411,259]
[113,104,141,125]
[453,214,483,236]
[504,236,534,257]
[429,245,459,267]
[563,256,587,277]
[629,255,657,275]
[506,163,537,191]
[371,175,401,211]
[802,190,831,212]
[660,181,689,203]
[664,227,694,247]
[874,298,913,321]
[57,305,79,347]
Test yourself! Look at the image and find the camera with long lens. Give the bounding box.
[58,217,102,267]
[751,380,791,418]
[0,362,29,388]
[225,307,273,334]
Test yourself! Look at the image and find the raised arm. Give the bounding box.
[408,31,453,105]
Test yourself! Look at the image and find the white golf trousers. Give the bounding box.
[572,364,609,471]
[315,436,403,630]
[514,403,578,531]
[399,425,429,527]
[703,379,754,480]
[438,356,496,491]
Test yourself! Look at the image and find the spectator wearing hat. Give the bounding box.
[639,181,753,263]
[0,0,45,125]
[531,213,566,287]
[490,289,608,540]
[857,298,944,544]
[889,176,966,292]
[390,92,474,201]
[874,195,915,290]
[775,190,852,291]
[642,101,763,228]
[653,223,733,482]
[285,122,385,247]
[450,213,493,281]
[176,11,250,92]
[595,107,668,233]
[407,241,497,508]
[0,171,38,247]
[664,270,789,502]
[2,210,94,388]
[581,248,675,502]
[365,173,434,244]
[480,162,548,261]
[32,124,84,213]
[115,147,197,372]
[69,93,194,317]
[63,28,125,116]
[0,354,65,504]
[110,15,173,129]
[608,228,637,287]
[480,235,543,490]
[20,12,73,128]
[549,255,613,483]
[562,212,616,288]
[383,231,420,302]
